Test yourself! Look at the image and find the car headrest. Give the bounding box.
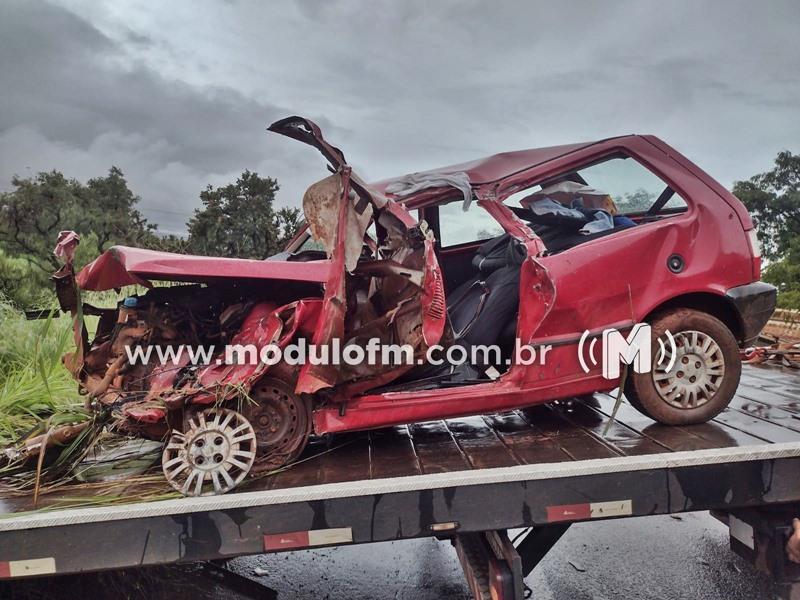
[471,234,526,273]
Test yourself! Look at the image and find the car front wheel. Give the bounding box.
[624,308,741,425]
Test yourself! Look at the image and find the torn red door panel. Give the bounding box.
[296,168,352,394]
[268,118,446,394]
[188,301,282,403]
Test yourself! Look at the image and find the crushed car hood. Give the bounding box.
[76,246,331,291]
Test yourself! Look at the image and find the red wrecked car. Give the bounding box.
[53,116,776,496]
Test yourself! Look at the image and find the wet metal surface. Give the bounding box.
[249,363,800,481]
[4,363,800,515]
[2,363,800,597]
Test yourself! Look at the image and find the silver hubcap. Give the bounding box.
[652,330,725,409]
[162,407,257,496]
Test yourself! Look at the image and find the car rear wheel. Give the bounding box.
[624,308,741,425]
[242,377,312,474]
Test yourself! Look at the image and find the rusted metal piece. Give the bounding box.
[303,172,373,273]
[188,301,283,402]
[742,344,800,368]
[296,168,352,394]
[242,378,311,474]
[84,354,127,402]
[52,231,87,379]
[742,308,800,368]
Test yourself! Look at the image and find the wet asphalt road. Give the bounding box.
[1,511,779,599]
[231,511,778,599]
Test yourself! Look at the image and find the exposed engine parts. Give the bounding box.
[53,124,445,495]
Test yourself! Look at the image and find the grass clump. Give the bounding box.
[0,300,85,446]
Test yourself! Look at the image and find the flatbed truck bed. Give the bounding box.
[2,363,800,598]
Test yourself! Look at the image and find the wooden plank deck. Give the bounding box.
[2,363,800,517]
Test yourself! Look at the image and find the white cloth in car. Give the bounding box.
[528,197,586,221]
[527,197,615,235]
[385,171,473,210]
[579,210,615,235]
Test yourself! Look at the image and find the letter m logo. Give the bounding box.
[601,323,652,379]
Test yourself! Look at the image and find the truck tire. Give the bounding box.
[624,308,741,425]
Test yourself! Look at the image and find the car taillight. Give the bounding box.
[747,229,761,279]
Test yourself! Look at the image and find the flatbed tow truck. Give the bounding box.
[2,362,800,599]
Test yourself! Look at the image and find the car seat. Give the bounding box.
[446,234,525,348]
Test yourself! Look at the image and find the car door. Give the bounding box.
[510,151,694,386]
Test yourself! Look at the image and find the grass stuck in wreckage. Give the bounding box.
[0,297,361,514]
[0,300,86,446]
[0,297,177,510]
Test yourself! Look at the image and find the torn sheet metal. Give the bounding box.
[303,172,373,274]
[43,115,476,496]
[296,168,353,394]
[268,116,415,231]
[52,230,87,379]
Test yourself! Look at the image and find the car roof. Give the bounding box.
[374,135,636,190]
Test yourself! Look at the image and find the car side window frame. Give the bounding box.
[429,198,508,250]
[496,147,695,222]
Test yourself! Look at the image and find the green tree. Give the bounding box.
[734,151,800,309]
[275,206,303,248]
[615,188,655,213]
[0,171,81,272]
[0,167,157,273]
[733,151,800,261]
[84,167,155,250]
[0,248,51,308]
[186,170,301,259]
[762,239,800,309]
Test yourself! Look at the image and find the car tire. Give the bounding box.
[624,308,741,425]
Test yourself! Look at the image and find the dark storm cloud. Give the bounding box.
[0,0,798,233]
[0,0,336,231]
[0,1,296,165]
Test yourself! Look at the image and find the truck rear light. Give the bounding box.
[747,229,762,278]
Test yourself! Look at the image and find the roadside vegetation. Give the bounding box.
[0,300,85,445]
[0,167,301,446]
[0,167,301,308]
[733,151,800,310]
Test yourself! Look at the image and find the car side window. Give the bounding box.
[506,155,687,216]
[437,201,504,247]
[571,156,687,215]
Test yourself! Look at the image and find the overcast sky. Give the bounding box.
[1,0,798,234]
